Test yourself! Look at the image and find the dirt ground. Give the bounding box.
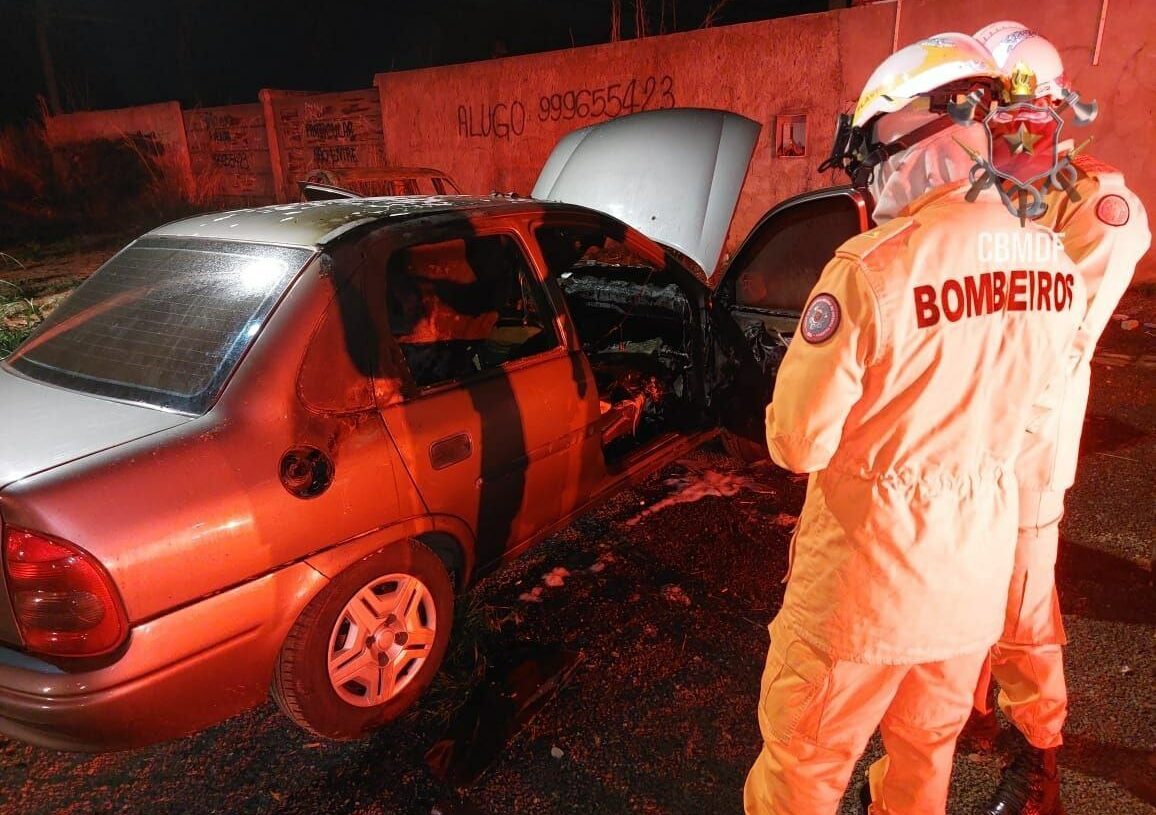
[0,251,1153,815]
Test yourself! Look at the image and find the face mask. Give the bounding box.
[869,121,988,224]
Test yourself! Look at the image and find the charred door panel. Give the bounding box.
[370,225,601,570]
[714,188,869,447]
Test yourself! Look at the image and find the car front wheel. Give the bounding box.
[272,540,453,739]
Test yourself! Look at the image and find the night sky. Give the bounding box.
[0,0,832,124]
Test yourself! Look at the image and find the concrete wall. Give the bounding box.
[263,88,384,202]
[183,103,274,206]
[43,101,195,200]
[376,3,895,262]
[32,0,1155,278]
[375,0,1155,278]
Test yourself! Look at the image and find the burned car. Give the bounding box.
[301,166,462,199]
[0,109,867,750]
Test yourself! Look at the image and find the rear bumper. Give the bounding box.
[0,561,327,752]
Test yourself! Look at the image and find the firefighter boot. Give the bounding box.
[983,735,1064,815]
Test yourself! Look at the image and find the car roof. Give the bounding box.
[319,166,453,178]
[147,195,538,248]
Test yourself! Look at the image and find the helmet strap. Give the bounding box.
[853,114,959,187]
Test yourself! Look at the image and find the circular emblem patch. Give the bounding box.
[1096,194,1130,226]
[800,293,841,344]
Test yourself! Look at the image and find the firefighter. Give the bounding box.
[743,33,1087,815]
[968,22,1152,815]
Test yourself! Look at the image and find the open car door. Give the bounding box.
[713,186,871,451]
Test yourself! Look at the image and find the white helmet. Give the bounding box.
[852,32,1003,128]
[974,21,1069,100]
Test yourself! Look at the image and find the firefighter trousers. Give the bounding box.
[982,488,1068,749]
[743,625,986,815]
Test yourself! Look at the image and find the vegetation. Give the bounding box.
[0,279,42,359]
[406,591,515,726]
[1,117,200,252]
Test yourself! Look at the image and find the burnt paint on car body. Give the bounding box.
[464,375,530,569]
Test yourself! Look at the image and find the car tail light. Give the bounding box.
[3,527,128,657]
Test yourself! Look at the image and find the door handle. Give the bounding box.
[429,432,473,470]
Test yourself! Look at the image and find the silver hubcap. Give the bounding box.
[327,573,437,707]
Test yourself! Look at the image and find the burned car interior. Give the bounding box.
[363,190,868,463]
[535,223,702,460]
[383,233,560,389]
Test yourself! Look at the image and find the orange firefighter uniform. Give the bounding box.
[743,182,1086,815]
[981,154,1152,749]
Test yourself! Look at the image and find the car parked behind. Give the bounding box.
[300,166,462,200]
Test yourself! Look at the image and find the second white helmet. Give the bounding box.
[974,21,1069,100]
[852,32,1003,128]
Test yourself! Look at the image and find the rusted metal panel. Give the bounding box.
[183,103,274,205]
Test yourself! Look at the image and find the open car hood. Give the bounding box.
[532,108,760,277]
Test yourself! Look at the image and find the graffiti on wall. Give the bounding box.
[457,74,677,140]
[457,101,528,140]
[271,89,385,199]
[304,119,357,141]
[184,104,273,202]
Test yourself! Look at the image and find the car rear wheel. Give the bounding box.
[272,540,453,739]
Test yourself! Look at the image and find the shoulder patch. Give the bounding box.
[1096,194,1131,226]
[800,293,841,344]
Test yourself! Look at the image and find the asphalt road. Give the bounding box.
[0,310,1152,815]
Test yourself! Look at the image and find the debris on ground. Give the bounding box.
[425,646,583,787]
[626,466,775,526]
[542,567,570,588]
[662,585,692,607]
[518,553,616,603]
[549,746,564,759]
[772,512,798,528]
[1121,319,1140,331]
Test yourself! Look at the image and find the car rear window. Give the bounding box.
[5,237,313,414]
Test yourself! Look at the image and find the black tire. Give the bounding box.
[272,539,454,740]
[721,430,769,464]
